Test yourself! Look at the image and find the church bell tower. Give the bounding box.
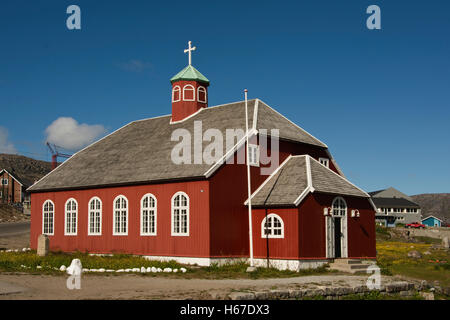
[170,41,210,122]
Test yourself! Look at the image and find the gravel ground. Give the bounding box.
[0,273,397,300]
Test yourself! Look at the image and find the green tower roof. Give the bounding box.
[170,65,210,85]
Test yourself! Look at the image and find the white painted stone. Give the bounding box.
[180,268,187,273]
[106,269,114,272]
[163,268,172,273]
[98,268,105,273]
[22,248,27,252]
[116,269,124,273]
[132,268,140,272]
[36,266,42,269]
[60,265,67,272]
[67,259,83,275]
[125,269,131,272]
[140,267,146,273]
[173,269,178,273]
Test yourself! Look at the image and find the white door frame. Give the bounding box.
[325,197,349,259]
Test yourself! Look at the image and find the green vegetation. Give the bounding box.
[0,251,331,279]
[184,260,331,279]
[376,240,450,287]
[414,236,442,244]
[375,225,391,241]
[0,251,180,274]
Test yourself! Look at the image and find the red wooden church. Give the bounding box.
[29,42,376,270]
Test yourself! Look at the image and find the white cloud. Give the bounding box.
[0,126,17,154]
[45,117,106,150]
[118,59,153,73]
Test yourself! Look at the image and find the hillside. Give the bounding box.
[0,154,52,187]
[411,193,450,224]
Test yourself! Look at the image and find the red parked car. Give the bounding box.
[405,222,426,229]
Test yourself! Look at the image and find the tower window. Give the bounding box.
[319,157,329,168]
[197,86,207,103]
[183,85,195,101]
[172,86,181,102]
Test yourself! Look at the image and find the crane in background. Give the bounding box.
[46,143,72,170]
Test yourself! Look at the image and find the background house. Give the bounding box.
[421,215,442,227]
[0,154,52,213]
[370,187,421,227]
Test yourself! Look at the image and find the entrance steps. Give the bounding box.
[328,259,372,274]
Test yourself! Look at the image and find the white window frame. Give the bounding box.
[1,178,8,185]
[183,84,195,101]
[248,144,259,167]
[42,200,54,236]
[171,192,189,236]
[113,195,128,236]
[332,197,347,217]
[140,193,157,236]
[261,213,284,238]
[64,198,78,236]
[88,197,102,236]
[172,85,181,102]
[197,86,207,103]
[319,157,330,168]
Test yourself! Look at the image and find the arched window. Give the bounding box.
[172,85,181,102]
[88,197,102,235]
[332,197,347,216]
[197,86,207,103]
[261,213,284,238]
[113,195,128,235]
[141,193,157,236]
[42,200,54,235]
[65,198,77,235]
[171,192,189,236]
[183,85,195,101]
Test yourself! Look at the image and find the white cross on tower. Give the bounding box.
[184,41,196,65]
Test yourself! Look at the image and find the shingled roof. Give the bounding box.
[371,197,420,209]
[29,100,327,192]
[247,155,369,207]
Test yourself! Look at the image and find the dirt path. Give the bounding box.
[0,273,394,300]
[0,221,30,250]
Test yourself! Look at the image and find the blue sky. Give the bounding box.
[0,0,449,195]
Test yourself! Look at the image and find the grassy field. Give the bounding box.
[0,251,331,279]
[376,227,449,287]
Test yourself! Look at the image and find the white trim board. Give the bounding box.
[0,169,23,186]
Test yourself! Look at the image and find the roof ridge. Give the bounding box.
[256,99,328,149]
[309,156,370,198]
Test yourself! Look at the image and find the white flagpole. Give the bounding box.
[244,89,254,268]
